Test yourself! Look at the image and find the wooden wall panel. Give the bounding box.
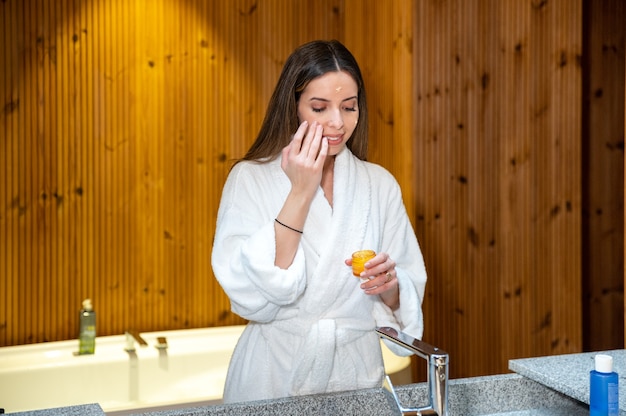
[0,0,623,382]
[582,0,625,352]
[0,0,345,345]
[411,0,583,378]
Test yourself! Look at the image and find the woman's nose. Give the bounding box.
[327,109,344,129]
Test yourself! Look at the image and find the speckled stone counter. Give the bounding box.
[6,404,104,415]
[510,349,625,415]
[141,374,586,416]
[4,374,588,416]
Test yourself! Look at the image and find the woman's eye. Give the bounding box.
[343,107,357,112]
[312,107,325,113]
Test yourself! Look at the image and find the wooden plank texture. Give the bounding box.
[581,0,625,352]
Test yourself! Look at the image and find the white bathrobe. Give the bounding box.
[211,147,427,403]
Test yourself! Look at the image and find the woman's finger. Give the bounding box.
[291,120,309,154]
[313,136,328,167]
[301,122,322,158]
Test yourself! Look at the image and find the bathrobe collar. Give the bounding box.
[300,148,372,316]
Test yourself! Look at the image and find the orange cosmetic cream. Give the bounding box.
[352,250,376,281]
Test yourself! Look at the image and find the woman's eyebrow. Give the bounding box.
[309,96,358,103]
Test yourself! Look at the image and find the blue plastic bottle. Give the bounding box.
[590,354,619,416]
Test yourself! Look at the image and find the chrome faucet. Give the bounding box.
[124,330,148,352]
[377,327,449,416]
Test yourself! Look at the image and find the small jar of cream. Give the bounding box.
[352,250,376,282]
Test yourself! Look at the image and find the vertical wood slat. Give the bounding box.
[0,0,622,380]
[23,0,35,344]
[62,0,73,341]
[1,0,20,344]
[41,0,52,342]
[84,0,97,332]
[0,0,7,343]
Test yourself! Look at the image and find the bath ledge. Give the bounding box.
[0,325,411,414]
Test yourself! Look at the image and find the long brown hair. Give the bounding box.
[241,40,369,163]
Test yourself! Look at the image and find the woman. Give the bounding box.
[211,40,427,403]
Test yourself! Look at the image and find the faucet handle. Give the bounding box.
[124,330,148,352]
[155,336,168,350]
[376,327,449,416]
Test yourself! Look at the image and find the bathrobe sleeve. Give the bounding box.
[368,165,427,354]
[211,162,308,323]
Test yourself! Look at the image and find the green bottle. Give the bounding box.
[78,299,96,355]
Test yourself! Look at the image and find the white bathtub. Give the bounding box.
[0,325,411,414]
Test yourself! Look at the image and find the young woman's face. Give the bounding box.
[297,70,359,156]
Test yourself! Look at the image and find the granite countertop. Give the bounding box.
[143,373,587,416]
[509,349,625,414]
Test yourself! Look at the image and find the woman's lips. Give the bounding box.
[324,135,343,145]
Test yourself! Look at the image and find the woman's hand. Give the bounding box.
[274,121,328,269]
[346,252,400,310]
[281,121,328,200]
